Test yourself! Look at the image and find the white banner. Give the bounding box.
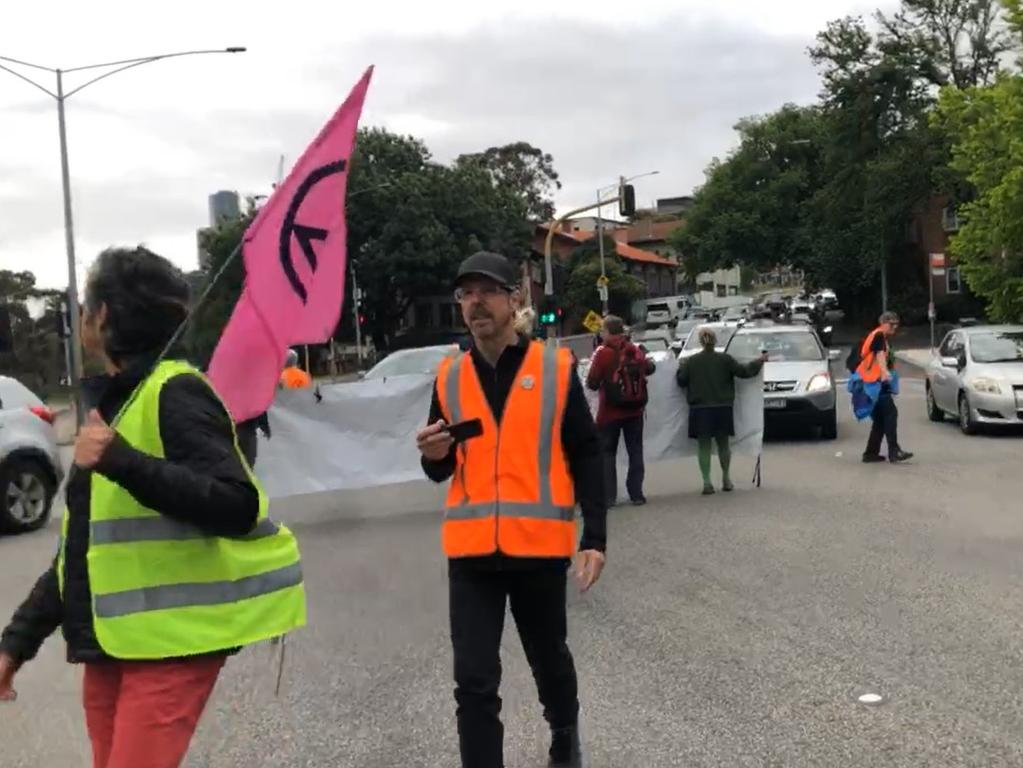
[256,364,764,499]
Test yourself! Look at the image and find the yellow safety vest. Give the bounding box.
[57,360,306,660]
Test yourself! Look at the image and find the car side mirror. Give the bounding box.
[357,371,366,380]
[940,356,959,370]
[828,349,842,361]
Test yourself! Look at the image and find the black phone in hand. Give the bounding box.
[446,418,483,444]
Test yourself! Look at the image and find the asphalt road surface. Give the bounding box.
[2,377,1022,767]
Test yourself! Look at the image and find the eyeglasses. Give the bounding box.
[454,284,510,302]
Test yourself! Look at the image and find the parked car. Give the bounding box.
[361,344,458,381]
[725,325,841,439]
[925,325,1023,434]
[0,376,62,533]
[644,301,675,327]
[678,323,738,361]
[671,319,701,352]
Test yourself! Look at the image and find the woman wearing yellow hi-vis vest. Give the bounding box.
[0,247,306,768]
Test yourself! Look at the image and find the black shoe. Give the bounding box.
[890,450,914,464]
[549,726,585,767]
[862,454,886,464]
[630,496,647,506]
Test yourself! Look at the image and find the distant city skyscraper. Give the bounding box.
[208,190,241,227]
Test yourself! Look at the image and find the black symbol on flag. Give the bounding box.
[279,159,347,303]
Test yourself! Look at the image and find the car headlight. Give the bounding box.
[807,374,832,393]
[970,377,1002,394]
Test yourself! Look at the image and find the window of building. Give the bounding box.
[942,206,960,233]
[947,266,961,294]
[716,284,727,298]
[728,285,738,296]
[415,303,433,329]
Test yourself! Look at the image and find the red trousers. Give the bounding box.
[83,656,225,768]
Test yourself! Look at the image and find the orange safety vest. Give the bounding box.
[280,367,312,389]
[436,341,577,559]
[856,327,890,383]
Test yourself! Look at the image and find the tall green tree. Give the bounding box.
[564,240,645,323]
[455,142,561,222]
[0,270,62,394]
[669,105,824,281]
[935,73,1023,320]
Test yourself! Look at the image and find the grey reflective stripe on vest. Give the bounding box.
[537,346,559,510]
[93,561,303,619]
[90,516,280,546]
[444,501,574,522]
[445,354,465,426]
[445,344,573,522]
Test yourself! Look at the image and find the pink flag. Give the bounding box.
[209,67,373,422]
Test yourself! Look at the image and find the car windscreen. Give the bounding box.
[674,320,699,339]
[969,331,1023,363]
[683,326,736,351]
[727,331,823,362]
[364,348,450,379]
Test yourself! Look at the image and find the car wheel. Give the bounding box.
[0,457,55,534]
[926,384,945,422]
[820,408,838,440]
[958,392,978,436]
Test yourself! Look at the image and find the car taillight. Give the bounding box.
[29,406,56,424]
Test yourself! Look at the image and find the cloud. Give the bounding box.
[1,6,852,288]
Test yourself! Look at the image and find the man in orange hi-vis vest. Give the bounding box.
[858,311,913,464]
[279,349,312,389]
[416,251,607,768]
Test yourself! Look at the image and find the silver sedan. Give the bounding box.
[925,325,1023,434]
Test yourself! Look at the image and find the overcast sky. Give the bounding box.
[1,0,894,289]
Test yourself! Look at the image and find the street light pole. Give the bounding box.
[0,47,246,424]
[54,68,84,411]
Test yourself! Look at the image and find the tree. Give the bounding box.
[350,129,532,348]
[0,270,62,395]
[564,241,645,323]
[455,142,561,222]
[935,73,1023,320]
[875,0,1015,89]
[188,211,253,366]
[669,105,824,280]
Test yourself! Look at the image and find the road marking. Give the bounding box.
[858,693,884,705]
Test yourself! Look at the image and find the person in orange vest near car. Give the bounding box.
[416,251,607,768]
[857,311,913,464]
[279,349,312,389]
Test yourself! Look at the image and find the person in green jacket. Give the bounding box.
[676,328,767,494]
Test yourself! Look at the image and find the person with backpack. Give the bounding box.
[586,315,655,506]
[847,311,913,464]
[677,327,767,495]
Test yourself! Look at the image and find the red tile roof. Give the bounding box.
[535,224,677,267]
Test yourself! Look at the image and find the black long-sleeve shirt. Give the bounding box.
[1,359,259,665]
[422,337,607,565]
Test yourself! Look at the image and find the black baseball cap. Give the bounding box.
[455,251,517,289]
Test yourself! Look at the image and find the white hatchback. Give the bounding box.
[0,377,63,533]
[925,325,1023,434]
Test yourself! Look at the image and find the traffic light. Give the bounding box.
[539,309,557,325]
[619,183,636,217]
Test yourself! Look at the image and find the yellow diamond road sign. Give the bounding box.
[582,310,603,334]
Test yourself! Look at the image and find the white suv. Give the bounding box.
[0,377,63,533]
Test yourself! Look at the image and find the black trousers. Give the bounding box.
[449,562,579,768]
[600,414,645,504]
[865,392,900,458]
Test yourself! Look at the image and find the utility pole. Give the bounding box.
[0,47,246,425]
[351,265,364,366]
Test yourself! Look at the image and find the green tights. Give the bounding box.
[697,435,732,487]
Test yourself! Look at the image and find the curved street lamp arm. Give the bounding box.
[63,48,244,74]
[0,54,55,72]
[63,57,162,99]
[0,61,56,99]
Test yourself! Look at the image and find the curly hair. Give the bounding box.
[84,246,190,364]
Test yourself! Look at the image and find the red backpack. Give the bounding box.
[603,344,649,409]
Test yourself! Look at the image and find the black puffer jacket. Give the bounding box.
[0,357,259,665]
